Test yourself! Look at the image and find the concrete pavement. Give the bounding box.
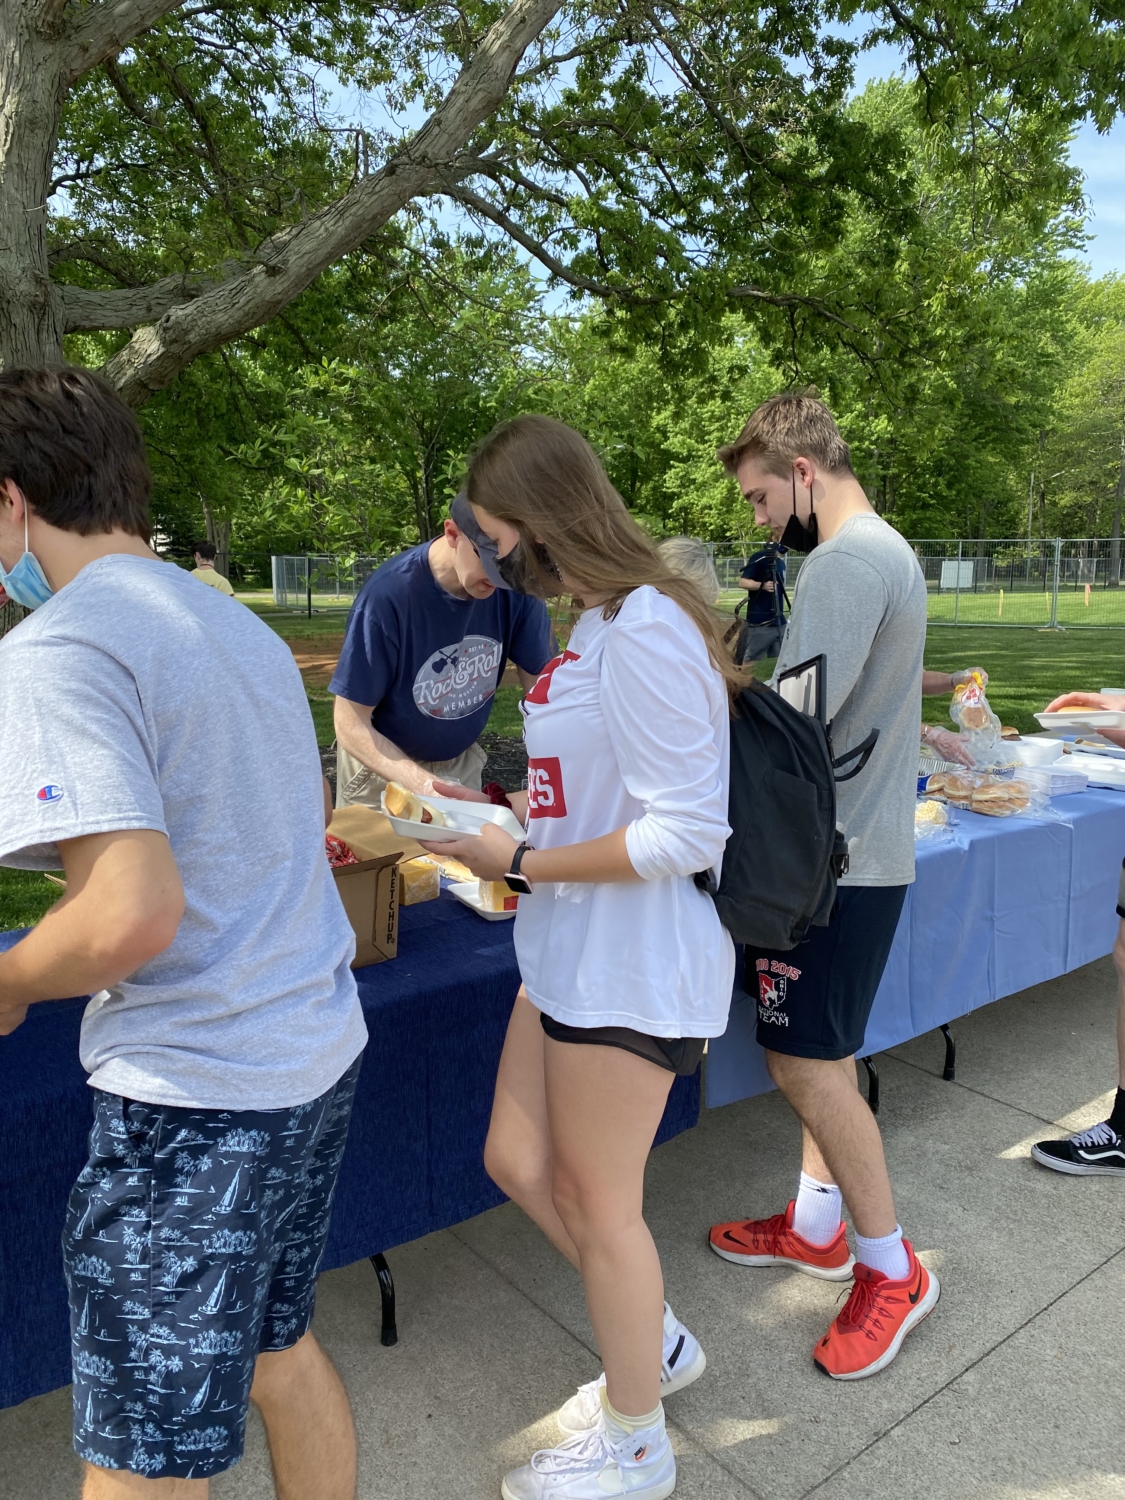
[2,955,1122,1498]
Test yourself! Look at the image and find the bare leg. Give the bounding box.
[250,1331,356,1500]
[1113,919,1125,1091]
[83,1471,205,1499]
[798,1058,859,1184]
[484,989,581,1268]
[545,1038,674,1417]
[766,1050,897,1239]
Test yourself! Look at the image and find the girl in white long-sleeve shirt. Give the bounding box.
[426,416,740,1500]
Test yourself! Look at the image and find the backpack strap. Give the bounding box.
[830,727,879,783]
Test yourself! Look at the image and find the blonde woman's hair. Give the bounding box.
[658,536,721,605]
[466,415,744,693]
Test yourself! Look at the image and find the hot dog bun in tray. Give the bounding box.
[381,781,525,843]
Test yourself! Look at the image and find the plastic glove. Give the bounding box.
[921,725,974,766]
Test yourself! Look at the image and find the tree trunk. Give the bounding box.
[0,6,68,368]
[1110,428,1125,588]
[201,500,231,578]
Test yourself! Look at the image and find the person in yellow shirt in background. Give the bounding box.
[191,539,236,596]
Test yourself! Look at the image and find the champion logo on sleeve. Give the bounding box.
[36,783,65,804]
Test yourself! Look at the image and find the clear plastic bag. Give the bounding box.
[923,770,1056,821]
[949,670,1003,766]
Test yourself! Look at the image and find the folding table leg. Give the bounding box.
[939,1024,956,1081]
[370,1253,398,1347]
[860,1055,879,1115]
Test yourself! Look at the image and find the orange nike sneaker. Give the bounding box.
[709,1200,855,1281]
[814,1239,939,1380]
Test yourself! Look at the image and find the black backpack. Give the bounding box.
[696,666,877,951]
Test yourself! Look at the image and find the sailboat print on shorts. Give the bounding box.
[77,1294,90,1337]
[183,1367,211,1417]
[214,1167,241,1216]
[197,1266,227,1319]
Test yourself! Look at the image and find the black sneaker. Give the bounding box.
[1032,1121,1125,1176]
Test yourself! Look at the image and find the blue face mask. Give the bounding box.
[0,515,54,609]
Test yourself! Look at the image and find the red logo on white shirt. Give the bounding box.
[527,757,567,818]
[526,650,579,704]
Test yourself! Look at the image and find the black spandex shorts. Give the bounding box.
[539,1013,706,1076]
[748,884,908,1061]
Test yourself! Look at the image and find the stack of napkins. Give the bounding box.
[1017,765,1089,797]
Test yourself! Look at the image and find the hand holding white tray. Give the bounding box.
[381,790,525,844]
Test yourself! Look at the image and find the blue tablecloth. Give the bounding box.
[0,896,698,1409]
[707,787,1125,1106]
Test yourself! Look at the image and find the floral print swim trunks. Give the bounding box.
[63,1055,361,1480]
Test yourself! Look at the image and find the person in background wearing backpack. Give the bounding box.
[424,415,741,1500]
[708,392,940,1381]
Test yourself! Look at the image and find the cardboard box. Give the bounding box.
[332,854,400,967]
[327,809,406,967]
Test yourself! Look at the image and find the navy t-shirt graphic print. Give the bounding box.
[413,634,505,720]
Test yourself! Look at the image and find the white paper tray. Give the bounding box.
[447,881,518,920]
[381,791,524,844]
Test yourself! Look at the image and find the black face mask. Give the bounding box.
[779,469,818,553]
[496,539,562,597]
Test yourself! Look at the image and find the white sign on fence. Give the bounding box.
[940,559,975,591]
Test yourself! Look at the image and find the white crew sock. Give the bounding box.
[855,1224,910,1281]
[792,1171,843,1246]
[600,1386,663,1439]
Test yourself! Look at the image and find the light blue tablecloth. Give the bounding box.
[707,788,1125,1107]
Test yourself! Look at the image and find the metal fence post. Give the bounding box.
[953,540,962,625]
[1049,538,1061,629]
[306,556,312,619]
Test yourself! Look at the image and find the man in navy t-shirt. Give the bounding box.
[736,535,788,662]
[330,495,554,808]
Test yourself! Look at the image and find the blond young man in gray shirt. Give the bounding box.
[708,394,940,1381]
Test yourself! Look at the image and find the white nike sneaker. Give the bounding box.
[501,1414,676,1500]
[556,1303,706,1438]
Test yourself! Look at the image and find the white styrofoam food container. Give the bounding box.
[381,790,525,844]
[1008,737,1067,766]
[447,881,518,920]
[1035,709,1125,734]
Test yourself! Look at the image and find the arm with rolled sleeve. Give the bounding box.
[599,615,731,880]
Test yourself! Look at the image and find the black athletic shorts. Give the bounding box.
[748,884,908,1061]
[540,1013,706,1076]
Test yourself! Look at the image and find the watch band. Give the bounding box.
[505,841,533,893]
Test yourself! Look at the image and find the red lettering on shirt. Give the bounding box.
[527,757,568,818]
[525,650,580,704]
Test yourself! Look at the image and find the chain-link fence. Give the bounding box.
[911,539,1125,627]
[710,539,1125,628]
[271,555,381,611]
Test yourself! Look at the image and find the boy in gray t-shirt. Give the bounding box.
[0,369,364,1496]
[707,394,939,1383]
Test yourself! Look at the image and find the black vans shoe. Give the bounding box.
[1032,1121,1125,1176]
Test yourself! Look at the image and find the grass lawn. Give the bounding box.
[922,626,1123,734]
[0,869,61,934]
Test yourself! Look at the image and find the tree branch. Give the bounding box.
[58,271,222,331]
[445,182,659,302]
[66,0,189,86]
[97,0,563,405]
